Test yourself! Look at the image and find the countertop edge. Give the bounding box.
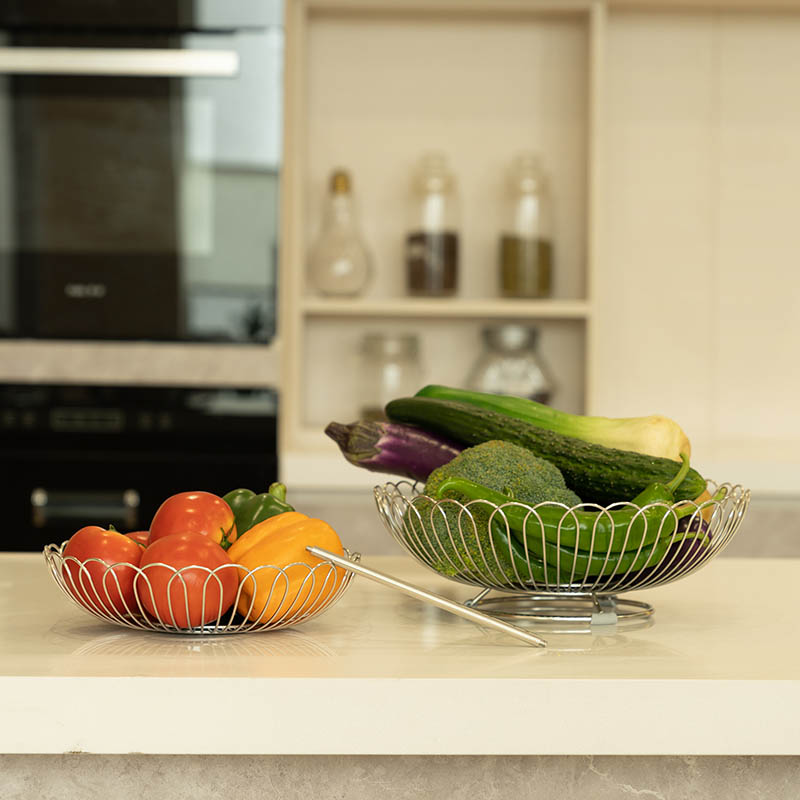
[4,676,800,756]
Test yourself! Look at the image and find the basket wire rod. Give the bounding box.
[306,546,547,648]
[46,543,360,634]
[372,480,750,615]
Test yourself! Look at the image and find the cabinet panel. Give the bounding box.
[599,12,716,439]
[715,14,800,443]
[599,10,800,489]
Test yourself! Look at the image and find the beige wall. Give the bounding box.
[596,9,800,492]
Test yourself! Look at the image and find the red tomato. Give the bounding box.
[62,526,143,616]
[148,491,237,549]
[126,531,150,547]
[136,533,238,628]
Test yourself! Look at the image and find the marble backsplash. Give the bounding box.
[3,754,800,800]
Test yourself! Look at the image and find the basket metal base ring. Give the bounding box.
[467,592,654,628]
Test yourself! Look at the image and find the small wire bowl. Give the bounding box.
[44,543,360,635]
[374,480,750,627]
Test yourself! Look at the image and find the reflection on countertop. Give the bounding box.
[49,623,340,661]
[3,552,800,681]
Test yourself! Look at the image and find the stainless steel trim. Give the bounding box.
[0,47,239,77]
[307,546,547,647]
[30,488,140,529]
[372,478,750,629]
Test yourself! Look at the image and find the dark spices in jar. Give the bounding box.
[406,231,459,296]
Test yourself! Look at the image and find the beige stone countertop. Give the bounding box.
[1,552,799,756]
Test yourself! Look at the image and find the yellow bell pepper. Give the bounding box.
[227,511,346,623]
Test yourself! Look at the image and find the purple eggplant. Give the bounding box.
[638,514,712,580]
[677,512,710,538]
[669,513,712,569]
[325,420,462,482]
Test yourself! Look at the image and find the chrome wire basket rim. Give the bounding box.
[44,542,360,635]
[374,479,750,599]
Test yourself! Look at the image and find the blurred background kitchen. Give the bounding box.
[1,0,798,556]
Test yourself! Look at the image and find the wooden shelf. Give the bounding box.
[306,0,593,13]
[301,297,591,320]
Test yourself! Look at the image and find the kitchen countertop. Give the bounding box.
[2,552,799,756]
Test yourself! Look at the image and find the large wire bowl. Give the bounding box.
[44,543,360,635]
[374,480,750,625]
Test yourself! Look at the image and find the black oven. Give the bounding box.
[0,1,282,343]
[1,382,278,552]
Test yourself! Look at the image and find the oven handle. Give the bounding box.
[30,487,141,530]
[0,47,239,78]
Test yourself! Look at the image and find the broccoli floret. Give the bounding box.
[426,440,581,506]
[403,440,580,582]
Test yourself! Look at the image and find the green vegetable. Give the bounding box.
[385,396,707,506]
[487,525,670,584]
[222,483,294,536]
[416,384,692,462]
[486,526,673,585]
[425,440,581,506]
[423,454,703,583]
[224,488,258,519]
[405,441,581,579]
[433,454,697,582]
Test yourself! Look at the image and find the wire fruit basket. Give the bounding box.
[374,479,750,627]
[44,543,360,635]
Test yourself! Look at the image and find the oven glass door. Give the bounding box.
[1,382,279,552]
[0,23,282,343]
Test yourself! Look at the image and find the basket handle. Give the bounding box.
[307,547,546,648]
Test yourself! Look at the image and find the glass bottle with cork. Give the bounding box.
[499,154,553,298]
[308,168,371,297]
[405,152,459,297]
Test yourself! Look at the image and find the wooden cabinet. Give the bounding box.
[280,0,800,494]
[279,0,603,486]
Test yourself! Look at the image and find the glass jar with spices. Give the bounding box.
[405,152,459,297]
[499,154,553,298]
[359,333,424,421]
[465,324,555,404]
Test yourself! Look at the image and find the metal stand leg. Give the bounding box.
[464,587,492,608]
[591,594,618,626]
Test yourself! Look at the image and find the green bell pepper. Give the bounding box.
[223,482,294,536]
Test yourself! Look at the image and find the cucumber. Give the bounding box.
[415,384,692,462]
[385,397,707,506]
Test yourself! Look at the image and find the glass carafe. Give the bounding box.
[465,324,555,404]
[359,333,424,421]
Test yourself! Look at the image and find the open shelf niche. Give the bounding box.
[279,0,604,487]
